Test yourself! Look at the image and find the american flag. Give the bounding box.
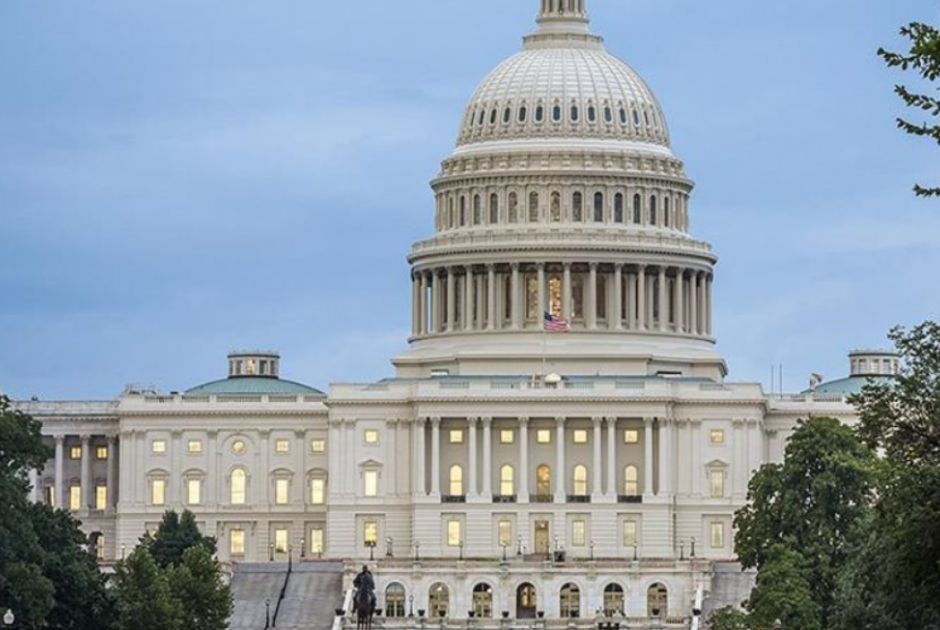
[544,311,570,332]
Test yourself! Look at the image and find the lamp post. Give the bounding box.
[679,540,685,561]
[367,540,376,561]
[517,535,523,557]
[269,543,275,562]
[408,595,415,618]
[632,542,638,562]
[691,537,697,559]
[301,536,306,559]
[590,541,595,561]
[414,540,421,562]
[459,541,464,561]
[264,598,271,630]
[501,542,508,562]
[121,543,127,560]
[288,544,294,571]
[3,610,15,627]
[772,620,782,630]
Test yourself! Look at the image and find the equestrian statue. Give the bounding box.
[353,565,377,630]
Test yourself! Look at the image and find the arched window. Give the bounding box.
[633,109,640,126]
[459,196,467,227]
[472,584,494,618]
[647,583,668,618]
[633,194,642,224]
[644,110,650,127]
[570,104,580,122]
[572,192,583,222]
[449,465,464,497]
[587,105,596,123]
[550,192,562,222]
[536,465,552,497]
[503,107,511,124]
[624,465,639,496]
[528,192,540,222]
[508,192,519,223]
[429,583,450,619]
[573,465,588,496]
[560,583,581,618]
[231,468,247,505]
[489,193,499,224]
[473,195,482,225]
[500,465,514,496]
[516,584,537,619]
[385,584,406,618]
[664,197,671,227]
[535,104,545,123]
[614,193,624,223]
[603,584,625,615]
[604,106,613,124]
[593,192,604,222]
[650,195,658,226]
[552,104,562,122]
[619,107,628,126]
[518,106,528,123]
[490,109,497,125]
[477,109,485,126]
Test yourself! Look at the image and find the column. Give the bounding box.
[587,263,598,329]
[691,420,703,496]
[106,436,118,514]
[261,430,271,502]
[207,430,218,506]
[689,271,699,336]
[673,269,684,333]
[536,264,546,319]
[510,263,522,329]
[446,268,456,333]
[29,468,40,503]
[562,263,572,320]
[627,271,637,330]
[554,417,566,501]
[463,267,474,331]
[606,417,617,498]
[643,419,654,496]
[430,417,441,496]
[487,265,497,330]
[414,418,427,496]
[591,417,602,497]
[468,417,479,498]
[80,435,91,512]
[732,419,745,497]
[476,270,485,329]
[705,275,713,337]
[518,418,529,502]
[481,417,493,499]
[612,264,623,330]
[430,271,441,333]
[419,272,428,334]
[657,267,668,332]
[411,273,420,336]
[637,266,647,330]
[658,418,673,497]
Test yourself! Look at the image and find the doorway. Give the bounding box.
[516,583,537,619]
[534,520,550,555]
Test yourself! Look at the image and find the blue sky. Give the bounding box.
[1,0,937,400]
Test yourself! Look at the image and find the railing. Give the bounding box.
[442,495,467,504]
[492,495,517,504]
[618,495,643,504]
[567,495,591,504]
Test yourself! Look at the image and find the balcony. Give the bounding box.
[566,495,591,504]
[441,495,466,504]
[532,494,555,504]
[492,495,517,504]
[618,495,643,504]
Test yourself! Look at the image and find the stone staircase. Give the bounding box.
[229,561,344,630]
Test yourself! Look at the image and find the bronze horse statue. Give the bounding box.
[352,565,376,630]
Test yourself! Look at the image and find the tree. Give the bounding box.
[733,417,874,628]
[878,17,940,197]
[141,509,217,568]
[113,548,181,630]
[707,606,750,630]
[746,545,819,630]
[168,546,232,630]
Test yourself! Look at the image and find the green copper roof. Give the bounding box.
[186,377,324,396]
[804,375,895,396]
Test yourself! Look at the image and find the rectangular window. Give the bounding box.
[69,486,82,511]
[274,528,288,553]
[536,429,552,444]
[363,521,378,546]
[275,440,290,454]
[364,430,379,445]
[70,446,82,460]
[187,440,203,454]
[311,479,326,504]
[230,529,245,556]
[96,535,106,560]
[152,479,166,506]
[623,520,638,547]
[188,479,202,505]
[624,430,639,444]
[96,446,109,460]
[498,520,512,547]
[152,440,167,454]
[311,439,326,454]
[310,527,324,555]
[710,471,725,498]
[711,522,725,548]
[96,485,108,511]
[710,430,725,445]
[449,430,464,444]
[364,471,378,497]
[447,520,462,547]
[573,429,589,444]
[500,429,515,444]
[45,486,56,507]
[275,479,290,505]
[572,520,586,547]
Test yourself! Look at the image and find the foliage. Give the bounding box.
[140,509,217,569]
[167,546,233,630]
[733,417,874,627]
[114,548,182,630]
[746,545,819,630]
[707,606,750,630]
[878,18,940,197]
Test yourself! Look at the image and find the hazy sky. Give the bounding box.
[1,0,938,400]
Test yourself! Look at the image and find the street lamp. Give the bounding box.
[632,542,638,562]
[590,541,595,561]
[264,598,271,629]
[300,536,306,559]
[690,537,697,559]
[408,595,415,618]
[121,543,127,560]
[414,540,421,562]
[501,542,508,562]
[367,540,376,561]
[3,610,15,627]
[772,620,783,630]
[459,541,464,561]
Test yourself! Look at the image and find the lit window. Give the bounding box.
[364,471,379,497]
[710,430,725,445]
[231,440,246,455]
[311,479,326,504]
[447,520,462,547]
[275,479,290,505]
[310,527,325,555]
[275,440,290,454]
[449,465,464,496]
[96,535,106,560]
[573,465,588,496]
[245,359,257,375]
[624,430,639,444]
[152,479,166,506]
[69,486,82,511]
[536,430,552,444]
[449,430,464,444]
[274,528,288,553]
[231,469,247,505]
[573,430,588,444]
[623,520,637,546]
[572,520,587,547]
[187,479,202,505]
[711,522,725,548]
[498,520,512,547]
[363,521,378,546]
[364,430,379,445]
[96,485,107,511]
[188,440,203,454]
[710,471,725,498]
[96,446,109,460]
[230,529,246,556]
[70,446,82,460]
[311,440,326,454]
[500,465,514,496]
[500,430,515,444]
[45,486,56,507]
[624,466,639,496]
[151,440,166,454]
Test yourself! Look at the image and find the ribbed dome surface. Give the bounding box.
[457,47,670,148]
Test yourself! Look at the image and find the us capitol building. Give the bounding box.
[11,1,900,627]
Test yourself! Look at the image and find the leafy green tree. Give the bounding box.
[140,509,217,568]
[878,17,940,197]
[168,546,233,630]
[746,545,819,630]
[707,606,750,630]
[733,417,874,627]
[114,548,181,630]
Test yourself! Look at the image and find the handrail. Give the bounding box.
[270,560,293,628]
[331,588,354,630]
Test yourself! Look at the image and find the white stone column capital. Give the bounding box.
[480,416,493,426]
[467,416,479,428]
[518,416,530,426]
[555,416,567,427]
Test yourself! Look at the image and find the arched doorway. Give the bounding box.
[647,583,668,618]
[385,584,405,618]
[472,583,493,618]
[516,583,537,619]
[603,584,625,615]
[429,583,449,619]
[560,583,581,618]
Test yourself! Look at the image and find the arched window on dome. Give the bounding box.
[473,195,482,226]
[552,104,562,123]
[633,109,640,126]
[535,104,545,123]
[489,193,499,224]
[570,104,580,123]
[478,109,486,126]
[490,108,497,125]
[619,107,628,126]
[649,195,658,226]
[633,194,642,224]
[572,192,583,222]
[460,196,468,227]
[614,193,624,223]
[604,106,613,124]
[644,110,651,127]
[503,107,512,124]
[529,192,540,222]
[587,104,597,123]
[664,197,671,228]
[509,192,519,223]
[550,192,562,222]
[518,105,528,123]
[593,192,604,223]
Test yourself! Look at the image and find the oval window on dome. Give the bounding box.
[619,107,628,126]
[535,104,545,123]
[633,110,640,126]
[570,105,580,122]
[519,106,528,123]
[503,107,512,124]
[644,111,650,127]
[478,109,486,126]
[604,106,613,124]
[552,104,562,122]
[490,109,497,125]
[587,105,596,123]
